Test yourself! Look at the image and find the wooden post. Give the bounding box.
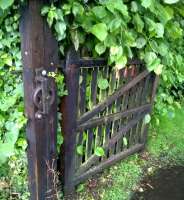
[20,0,59,199]
[60,48,80,195]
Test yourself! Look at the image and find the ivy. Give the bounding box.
[0,3,26,166]
[41,1,183,75]
[0,0,14,10]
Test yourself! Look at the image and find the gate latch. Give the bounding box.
[33,68,55,119]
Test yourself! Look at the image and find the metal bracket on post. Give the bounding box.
[33,68,55,120]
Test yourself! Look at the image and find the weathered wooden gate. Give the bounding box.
[20,0,158,199]
[60,49,158,195]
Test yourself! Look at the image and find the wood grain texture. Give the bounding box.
[60,48,80,195]
[20,1,58,199]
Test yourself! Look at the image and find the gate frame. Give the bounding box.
[60,48,159,195]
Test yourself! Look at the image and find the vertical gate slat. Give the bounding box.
[91,67,98,106]
[60,48,80,195]
[108,69,118,156]
[141,73,159,145]
[79,69,87,115]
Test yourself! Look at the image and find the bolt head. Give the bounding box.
[42,70,47,76]
[35,113,42,119]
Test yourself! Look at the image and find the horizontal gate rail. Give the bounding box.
[74,143,144,185]
[78,69,150,125]
[76,110,150,176]
[77,103,152,131]
[60,58,142,70]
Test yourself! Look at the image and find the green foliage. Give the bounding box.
[0,152,29,200]
[0,0,14,10]
[97,78,109,90]
[94,147,105,157]
[144,114,151,124]
[149,106,184,164]
[77,145,84,156]
[41,0,184,118]
[41,0,183,71]
[0,3,27,166]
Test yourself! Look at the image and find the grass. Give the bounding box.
[77,105,184,200]
[148,107,184,165]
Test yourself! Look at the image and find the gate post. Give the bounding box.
[60,49,80,196]
[20,0,59,199]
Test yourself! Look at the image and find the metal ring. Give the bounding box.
[33,87,42,109]
[33,86,55,109]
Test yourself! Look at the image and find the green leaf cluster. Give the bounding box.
[42,0,183,75]
[0,4,27,166]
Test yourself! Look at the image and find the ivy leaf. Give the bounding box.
[5,122,19,145]
[114,1,128,17]
[123,137,128,146]
[141,0,152,8]
[94,147,105,157]
[158,42,168,56]
[115,56,127,70]
[0,143,14,165]
[41,6,49,16]
[136,37,146,49]
[166,22,183,39]
[144,52,161,71]
[105,0,128,17]
[164,0,179,4]
[72,2,84,16]
[95,43,106,55]
[54,21,66,41]
[77,145,84,155]
[155,23,164,38]
[62,4,72,15]
[108,18,121,32]
[71,30,79,51]
[0,0,14,10]
[76,184,85,193]
[97,78,109,90]
[133,14,144,33]
[155,4,174,24]
[131,1,138,12]
[154,64,163,75]
[90,23,108,41]
[92,6,107,19]
[144,51,157,65]
[17,138,28,150]
[144,114,151,124]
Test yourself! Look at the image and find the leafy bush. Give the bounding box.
[41,0,184,117]
[0,2,27,165]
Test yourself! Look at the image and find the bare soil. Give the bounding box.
[132,166,184,200]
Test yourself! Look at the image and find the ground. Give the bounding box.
[76,105,184,200]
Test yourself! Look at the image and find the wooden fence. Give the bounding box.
[20,0,158,199]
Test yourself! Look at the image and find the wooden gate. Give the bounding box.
[60,48,158,195]
[20,1,158,198]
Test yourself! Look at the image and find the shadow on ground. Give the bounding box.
[131,166,184,200]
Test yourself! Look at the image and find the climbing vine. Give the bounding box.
[41,0,184,121]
